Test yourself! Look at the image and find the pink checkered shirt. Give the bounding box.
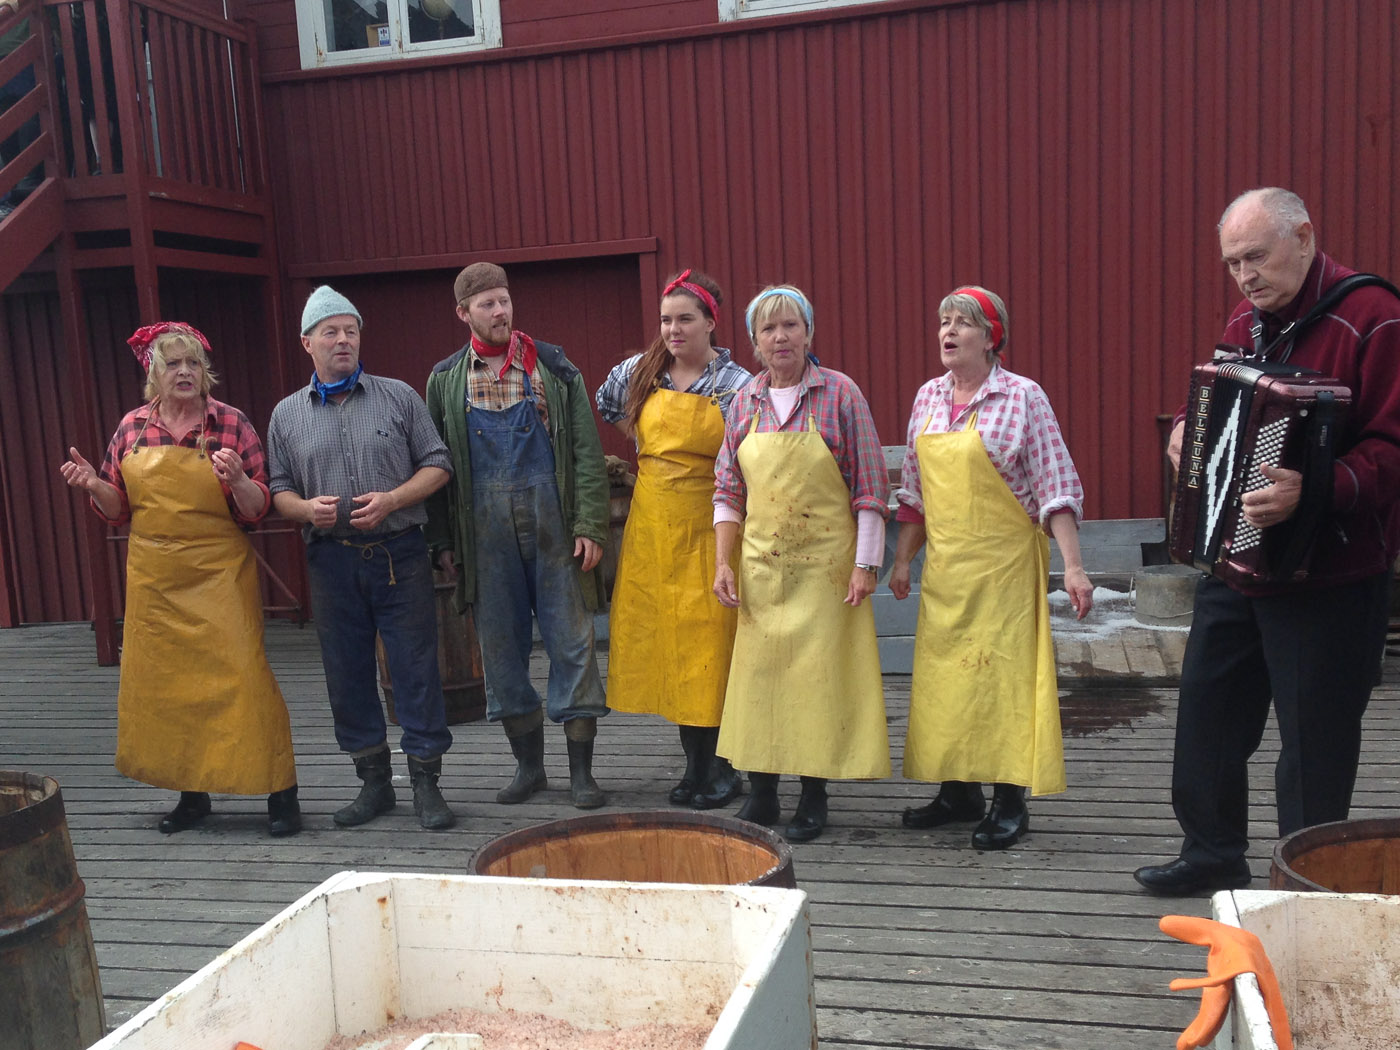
[894,366,1084,525]
[714,362,889,517]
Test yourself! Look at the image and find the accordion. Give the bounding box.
[1169,359,1350,587]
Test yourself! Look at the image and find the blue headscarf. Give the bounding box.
[744,286,814,342]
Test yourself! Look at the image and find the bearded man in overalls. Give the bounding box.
[425,263,611,808]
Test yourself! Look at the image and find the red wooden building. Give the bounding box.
[2,0,1398,644]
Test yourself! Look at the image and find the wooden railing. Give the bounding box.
[0,0,58,208]
[39,0,262,197]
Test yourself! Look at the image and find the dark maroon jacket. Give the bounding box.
[1217,252,1400,590]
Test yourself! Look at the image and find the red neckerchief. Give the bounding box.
[471,331,538,379]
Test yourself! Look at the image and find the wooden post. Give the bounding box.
[105,0,159,321]
[55,234,119,665]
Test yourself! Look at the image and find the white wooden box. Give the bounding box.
[1209,889,1400,1050]
[87,871,815,1050]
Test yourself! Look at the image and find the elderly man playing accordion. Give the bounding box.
[1135,187,1400,896]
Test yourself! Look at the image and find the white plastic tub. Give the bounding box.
[87,871,815,1050]
[1210,889,1400,1050]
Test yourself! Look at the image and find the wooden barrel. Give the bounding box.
[378,579,486,725]
[0,772,106,1050]
[1270,817,1400,893]
[470,810,796,888]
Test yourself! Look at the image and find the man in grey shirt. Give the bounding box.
[266,286,456,830]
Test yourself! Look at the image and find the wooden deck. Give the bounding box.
[3,620,1398,1049]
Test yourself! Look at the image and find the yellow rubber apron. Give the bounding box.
[903,412,1065,795]
[717,413,890,779]
[607,387,738,724]
[116,440,296,794]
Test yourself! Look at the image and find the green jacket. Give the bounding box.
[424,339,610,613]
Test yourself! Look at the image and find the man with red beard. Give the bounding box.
[425,263,611,808]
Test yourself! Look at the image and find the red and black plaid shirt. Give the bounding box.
[96,397,270,526]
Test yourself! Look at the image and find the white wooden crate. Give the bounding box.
[87,871,815,1050]
[1210,889,1400,1050]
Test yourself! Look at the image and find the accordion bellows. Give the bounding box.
[1170,359,1351,587]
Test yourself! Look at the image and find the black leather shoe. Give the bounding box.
[692,757,744,810]
[785,777,828,843]
[1133,857,1252,896]
[267,786,303,837]
[735,772,781,826]
[902,781,986,829]
[158,791,211,834]
[669,725,705,805]
[970,784,1028,850]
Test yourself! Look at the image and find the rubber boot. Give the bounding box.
[497,710,547,804]
[971,783,1029,850]
[691,727,743,809]
[334,747,396,827]
[901,780,986,829]
[158,791,211,834]
[565,718,605,809]
[735,772,781,826]
[266,785,302,837]
[407,755,456,830]
[785,777,829,843]
[670,725,706,805]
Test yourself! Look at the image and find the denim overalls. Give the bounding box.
[465,378,607,723]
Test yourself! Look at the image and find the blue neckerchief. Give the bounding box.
[312,364,363,404]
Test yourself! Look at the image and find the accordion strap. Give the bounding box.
[1252,272,1400,362]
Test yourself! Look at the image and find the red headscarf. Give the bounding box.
[662,269,720,322]
[127,322,212,371]
[952,287,1005,350]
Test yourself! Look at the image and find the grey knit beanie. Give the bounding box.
[301,285,363,335]
[454,262,508,307]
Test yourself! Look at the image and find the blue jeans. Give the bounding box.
[306,528,452,759]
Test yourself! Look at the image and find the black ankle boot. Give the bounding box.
[670,725,706,805]
[902,781,986,829]
[498,714,548,804]
[785,777,828,842]
[158,791,211,834]
[267,785,302,837]
[735,772,781,826]
[334,748,396,827]
[971,783,1028,850]
[407,755,456,830]
[565,720,605,809]
[691,727,743,809]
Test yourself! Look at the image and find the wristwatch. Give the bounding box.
[855,563,880,574]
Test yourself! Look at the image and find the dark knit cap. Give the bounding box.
[454,262,509,307]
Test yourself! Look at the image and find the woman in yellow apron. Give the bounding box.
[597,270,753,808]
[712,285,891,843]
[59,323,300,837]
[889,287,1093,850]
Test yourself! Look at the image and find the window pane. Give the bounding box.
[407,0,474,44]
[323,0,394,53]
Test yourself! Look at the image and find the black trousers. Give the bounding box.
[1172,571,1389,867]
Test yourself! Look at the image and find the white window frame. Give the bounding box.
[295,0,502,69]
[718,0,877,20]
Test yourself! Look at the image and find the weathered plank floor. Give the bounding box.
[2,620,1397,1049]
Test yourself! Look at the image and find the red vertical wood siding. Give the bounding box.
[254,0,1400,521]
[0,273,299,624]
[302,254,645,461]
